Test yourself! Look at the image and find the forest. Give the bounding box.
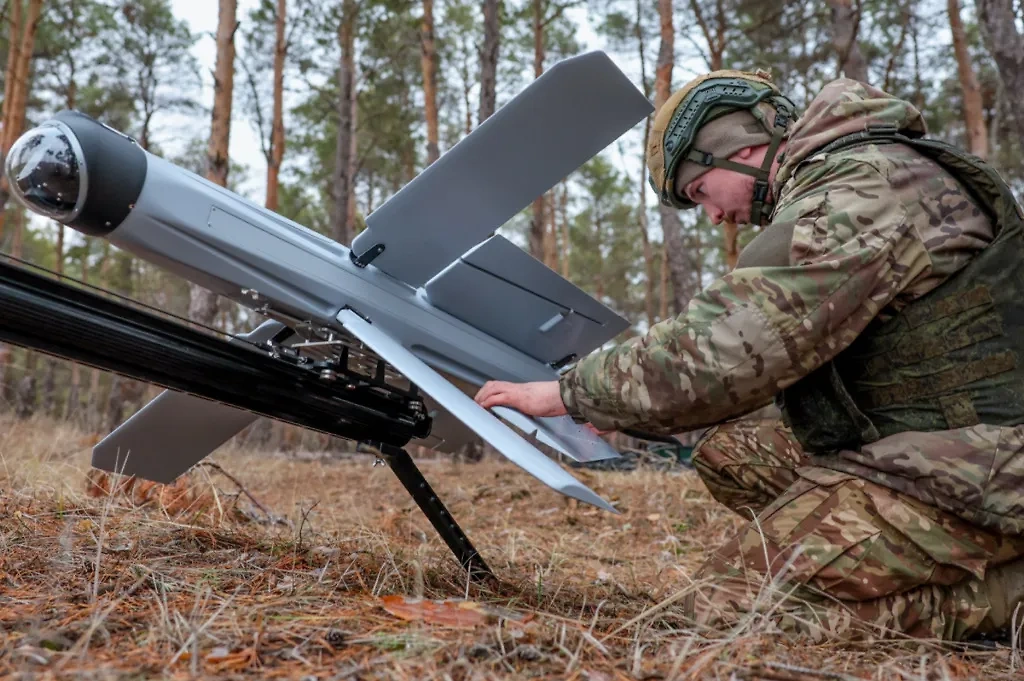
[0,2,1023,679]
[0,0,1019,445]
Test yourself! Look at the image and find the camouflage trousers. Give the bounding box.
[683,418,1024,641]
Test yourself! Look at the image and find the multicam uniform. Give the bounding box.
[558,78,1024,640]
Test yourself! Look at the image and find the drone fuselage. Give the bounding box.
[112,151,557,388]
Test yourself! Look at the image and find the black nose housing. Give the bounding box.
[10,111,148,237]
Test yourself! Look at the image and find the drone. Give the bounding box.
[2,51,654,580]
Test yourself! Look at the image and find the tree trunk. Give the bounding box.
[69,247,90,425]
[543,193,559,269]
[56,227,65,277]
[66,366,80,422]
[695,0,738,272]
[975,1,1024,148]
[87,242,112,430]
[45,217,66,417]
[332,0,357,245]
[659,243,668,320]
[193,0,238,328]
[15,370,35,419]
[0,0,46,397]
[10,206,23,258]
[106,375,125,433]
[16,348,38,419]
[88,368,103,431]
[462,54,473,135]
[348,89,358,232]
[6,0,39,149]
[1,0,23,150]
[207,0,237,188]
[421,0,439,165]
[948,0,987,159]
[0,0,43,225]
[826,0,869,83]
[636,0,655,327]
[528,0,546,261]
[266,0,287,211]
[559,181,569,278]
[655,0,691,314]
[478,0,500,124]
[42,357,56,416]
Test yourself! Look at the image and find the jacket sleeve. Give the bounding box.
[558,158,934,433]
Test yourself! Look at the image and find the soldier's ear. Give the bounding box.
[733,146,756,160]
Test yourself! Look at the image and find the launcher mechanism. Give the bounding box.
[3,51,654,580]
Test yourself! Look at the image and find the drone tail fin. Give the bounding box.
[92,390,257,483]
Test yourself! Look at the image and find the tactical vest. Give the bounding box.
[756,128,1024,453]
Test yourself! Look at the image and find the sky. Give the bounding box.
[166,1,617,207]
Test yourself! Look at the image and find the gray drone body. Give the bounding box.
[7,51,654,512]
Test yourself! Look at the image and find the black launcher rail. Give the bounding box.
[0,257,493,580]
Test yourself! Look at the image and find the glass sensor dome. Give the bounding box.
[5,121,88,222]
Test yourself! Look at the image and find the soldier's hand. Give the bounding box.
[474,380,568,417]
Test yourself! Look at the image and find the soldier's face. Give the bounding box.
[678,145,777,225]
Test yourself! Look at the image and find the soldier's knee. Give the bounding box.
[691,417,805,514]
[691,417,798,470]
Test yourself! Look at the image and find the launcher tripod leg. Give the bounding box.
[374,442,494,582]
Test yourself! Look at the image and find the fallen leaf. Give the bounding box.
[205,647,258,672]
[379,595,531,628]
[647,513,661,522]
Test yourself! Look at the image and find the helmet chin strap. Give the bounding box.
[683,105,792,226]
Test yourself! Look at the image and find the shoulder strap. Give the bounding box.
[796,125,1024,228]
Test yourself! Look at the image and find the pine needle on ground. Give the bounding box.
[0,414,1017,679]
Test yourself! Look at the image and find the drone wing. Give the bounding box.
[350,51,653,288]
[337,309,617,511]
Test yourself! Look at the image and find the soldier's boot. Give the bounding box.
[977,555,1024,641]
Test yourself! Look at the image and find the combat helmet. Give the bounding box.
[647,69,798,225]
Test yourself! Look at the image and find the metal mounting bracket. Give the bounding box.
[351,243,386,268]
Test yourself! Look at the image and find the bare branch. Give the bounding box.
[541,0,582,29]
[688,0,714,57]
[239,55,272,163]
[883,2,913,91]
[679,31,713,71]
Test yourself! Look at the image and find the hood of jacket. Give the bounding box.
[774,78,929,191]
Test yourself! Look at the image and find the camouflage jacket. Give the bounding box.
[559,79,1024,534]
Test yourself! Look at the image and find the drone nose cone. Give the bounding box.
[5,122,87,222]
[3,111,147,236]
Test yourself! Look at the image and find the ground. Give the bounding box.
[0,415,1020,680]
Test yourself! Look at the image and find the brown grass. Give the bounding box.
[0,413,1019,679]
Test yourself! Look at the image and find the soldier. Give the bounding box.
[474,69,1024,642]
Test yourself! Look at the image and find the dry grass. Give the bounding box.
[0,413,1019,680]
